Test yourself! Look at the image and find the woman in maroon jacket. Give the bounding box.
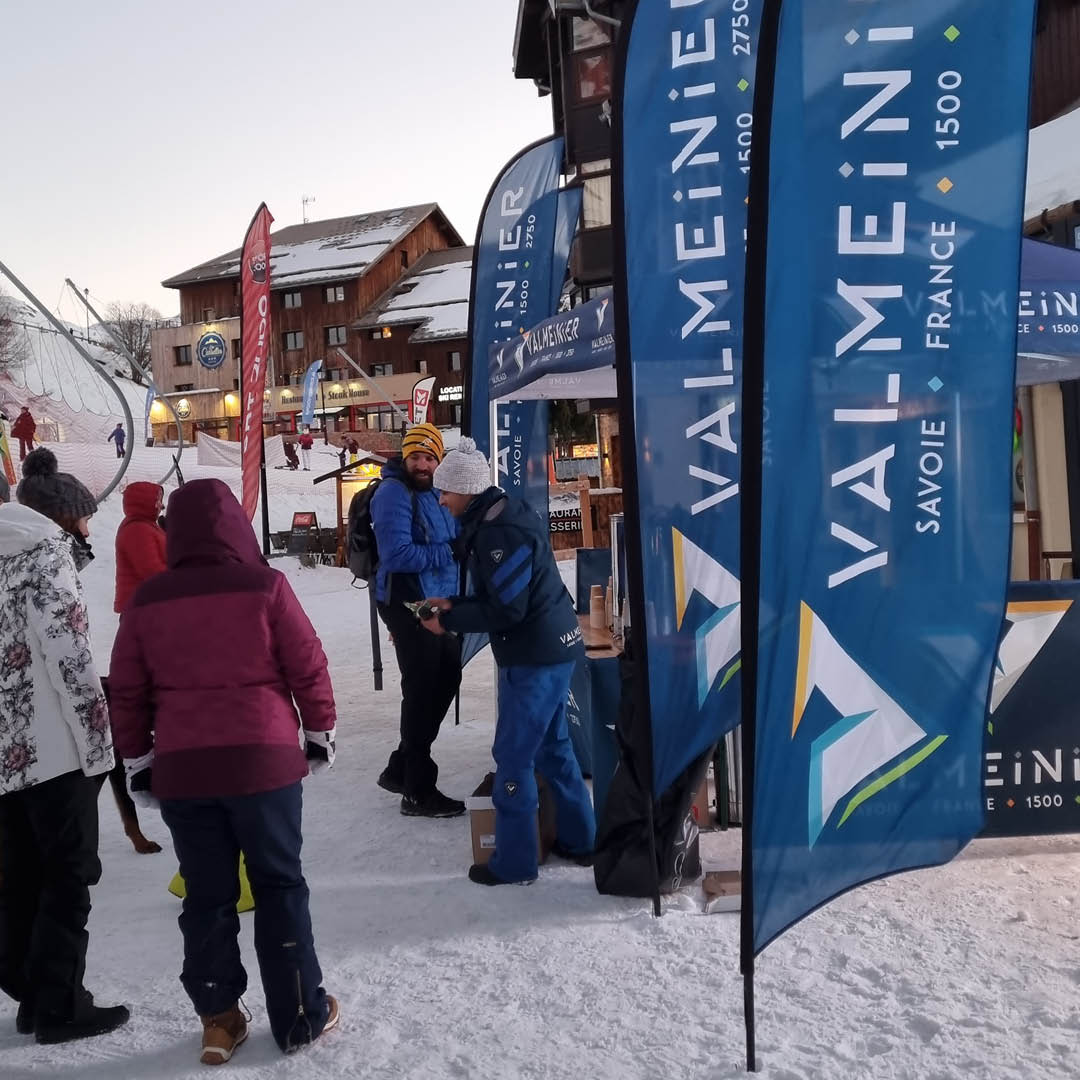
[113,482,166,613]
[108,479,339,1065]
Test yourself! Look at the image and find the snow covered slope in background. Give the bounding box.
[1,297,146,443]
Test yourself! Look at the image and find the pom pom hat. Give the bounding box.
[432,437,491,496]
[17,448,97,525]
[401,423,444,463]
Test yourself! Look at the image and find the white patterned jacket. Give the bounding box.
[0,502,113,793]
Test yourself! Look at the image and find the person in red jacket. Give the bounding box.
[11,406,36,460]
[113,482,166,614]
[297,429,314,471]
[107,478,339,1065]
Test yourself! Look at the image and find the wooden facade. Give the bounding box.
[171,213,459,386]
[1032,0,1080,127]
[152,206,468,439]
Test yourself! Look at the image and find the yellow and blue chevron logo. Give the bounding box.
[793,603,947,847]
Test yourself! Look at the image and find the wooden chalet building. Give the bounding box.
[149,204,465,443]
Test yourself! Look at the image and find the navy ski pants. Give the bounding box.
[160,782,330,1052]
[489,661,596,883]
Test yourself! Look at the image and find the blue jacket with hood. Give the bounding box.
[370,458,458,605]
[441,486,583,668]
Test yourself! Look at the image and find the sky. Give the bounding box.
[0,0,553,321]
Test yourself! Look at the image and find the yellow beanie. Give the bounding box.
[401,423,444,463]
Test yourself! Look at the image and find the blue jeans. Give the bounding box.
[490,662,596,882]
[160,782,329,1052]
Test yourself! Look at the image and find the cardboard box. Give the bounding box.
[703,869,742,914]
[465,795,500,866]
[466,775,556,867]
[690,773,712,830]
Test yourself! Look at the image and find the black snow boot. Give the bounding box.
[15,1000,34,1035]
[400,790,465,818]
[468,863,536,887]
[35,991,130,1045]
[377,767,404,795]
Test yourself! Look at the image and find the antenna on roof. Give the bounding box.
[302,194,316,224]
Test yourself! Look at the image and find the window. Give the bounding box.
[572,15,612,50]
[233,377,240,390]
[174,345,192,366]
[324,285,345,303]
[282,291,302,309]
[283,331,304,351]
[449,350,462,372]
[418,359,428,374]
[174,382,194,392]
[573,52,612,103]
[362,405,397,432]
[201,307,215,322]
[399,249,409,270]
[582,173,612,229]
[231,338,241,360]
[452,404,463,426]
[325,325,347,347]
[371,363,393,378]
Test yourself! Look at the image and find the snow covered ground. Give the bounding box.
[2,445,1079,1079]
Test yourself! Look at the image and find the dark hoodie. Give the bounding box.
[107,479,337,799]
[113,482,166,613]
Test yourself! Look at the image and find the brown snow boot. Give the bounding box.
[199,1004,248,1066]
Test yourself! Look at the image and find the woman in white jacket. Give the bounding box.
[0,449,129,1044]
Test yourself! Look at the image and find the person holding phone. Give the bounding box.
[419,438,594,886]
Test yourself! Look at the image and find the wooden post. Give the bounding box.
[579,476,594,547]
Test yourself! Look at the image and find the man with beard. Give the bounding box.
[369,423,464,817]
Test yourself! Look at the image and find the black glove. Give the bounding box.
[304,727,336,774]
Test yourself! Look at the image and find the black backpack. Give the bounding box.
[346,478,421,583]
[347,479,383,582]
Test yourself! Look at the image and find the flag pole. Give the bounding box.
[611,0,663,918]
[739,0,784,1071]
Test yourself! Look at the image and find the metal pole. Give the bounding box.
[0,259,134,503]
[65,279,185,487]
[1019,386,1042,581]
[333,347,411,427]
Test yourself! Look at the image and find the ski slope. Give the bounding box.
[0,449,1077,1079]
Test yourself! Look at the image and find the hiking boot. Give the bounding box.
[15,1001,33,1035]
[400,790,465,818]
[468,863,536,886]
[35,992,130,1045]
[377,768,404,795]
[550,842,594,867]
[199,1004,249,1066]
[284,994,339,1053]
[321,995,340,1037]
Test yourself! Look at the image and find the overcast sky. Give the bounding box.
[0,0,553,320]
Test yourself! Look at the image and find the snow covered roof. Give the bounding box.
[162,204,464,291]
[356,247,472,342]
[1025,106,1080,222]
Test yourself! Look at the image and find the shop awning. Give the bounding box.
[486,244,1080,399]
[489,296,616,403]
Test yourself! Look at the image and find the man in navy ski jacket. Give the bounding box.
[420,437,595,886]
[370,423,464,818]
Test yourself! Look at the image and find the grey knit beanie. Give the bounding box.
[17,448,97,524]
[432,437,491,496]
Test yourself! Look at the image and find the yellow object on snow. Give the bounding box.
[168,853,255,913]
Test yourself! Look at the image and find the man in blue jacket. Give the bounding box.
[371,423,464,818]
[420,437,595,885]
